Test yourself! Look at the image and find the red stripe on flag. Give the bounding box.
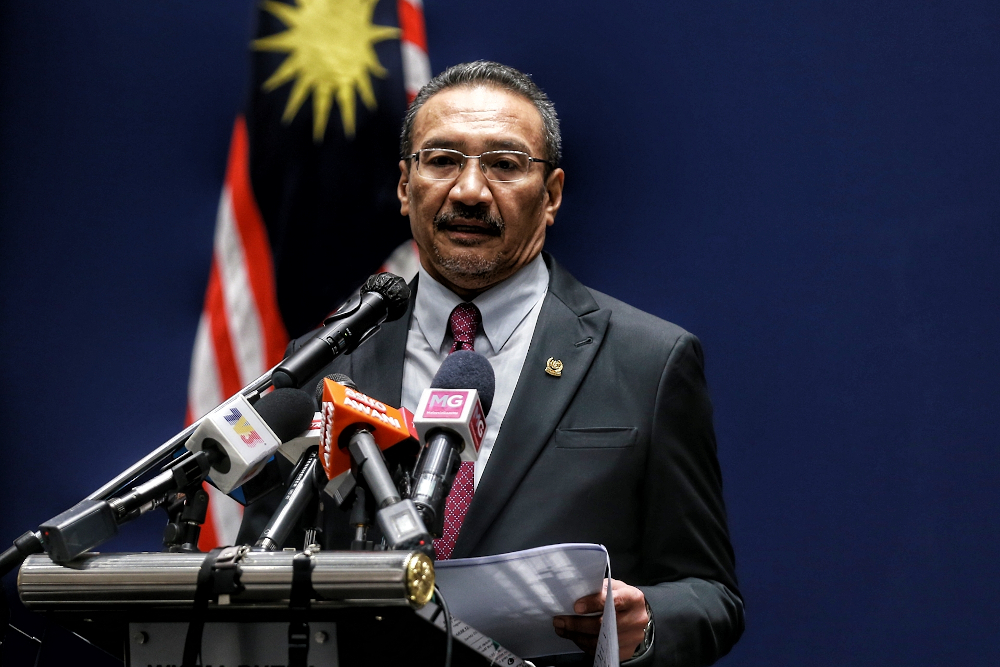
[226,116,289,366]
[398,0,427,52]
[205,259,243,399]
[197,509,221,551]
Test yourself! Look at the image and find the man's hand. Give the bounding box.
[552,578,649,662]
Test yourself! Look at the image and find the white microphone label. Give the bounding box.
[186,393,282,493]
[424,389,471,418]
[413,388,485,460]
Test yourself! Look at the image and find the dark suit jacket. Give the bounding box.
[240,253,744,666]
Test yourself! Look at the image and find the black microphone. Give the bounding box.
[253,447,326,552]
[270,273,410,389]
[252,376,353,551]
[410,350,495,539]
[315,372,351,407]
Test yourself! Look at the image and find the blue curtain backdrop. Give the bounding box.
[1,2,998,665]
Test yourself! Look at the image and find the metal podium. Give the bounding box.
[16,549,527,667]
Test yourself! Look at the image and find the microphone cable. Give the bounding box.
[434,584,453,667]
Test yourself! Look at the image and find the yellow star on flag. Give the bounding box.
[254,0,400,142]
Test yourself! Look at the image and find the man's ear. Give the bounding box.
[397,159,411,216]
[543,167,565,227]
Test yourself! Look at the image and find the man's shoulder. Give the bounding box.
[583,285,700,372]
[588,286,689,337]
[546,254,694,349]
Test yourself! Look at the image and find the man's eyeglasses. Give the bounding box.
[405,148,551,183]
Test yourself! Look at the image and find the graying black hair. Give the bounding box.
[400,60,562,168]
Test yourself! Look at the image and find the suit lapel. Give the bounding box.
[452,256,611,558]
[348,276,417,407]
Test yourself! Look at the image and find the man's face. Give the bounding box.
[398,85,564,298]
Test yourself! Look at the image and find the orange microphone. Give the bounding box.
[318,376,432,555]
[318,378,416,489]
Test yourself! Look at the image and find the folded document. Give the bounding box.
[433,543,618,665]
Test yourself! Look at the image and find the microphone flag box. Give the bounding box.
[185,393,281,494]
[284,407,410,465]
[413,388,486,461]
[319,379,415,485]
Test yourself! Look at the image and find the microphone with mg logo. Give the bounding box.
[410,350,495,539]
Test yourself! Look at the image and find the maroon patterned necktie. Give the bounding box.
[434,303,482,560]
[448,302,480,353]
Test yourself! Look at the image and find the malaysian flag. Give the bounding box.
[187,0,429,549]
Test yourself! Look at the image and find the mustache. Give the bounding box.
[434,204,504,235]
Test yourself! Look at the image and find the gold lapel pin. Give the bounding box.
[545,357,563,377]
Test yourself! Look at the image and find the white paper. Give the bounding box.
[433,543,618,662]
[593,575,619,667]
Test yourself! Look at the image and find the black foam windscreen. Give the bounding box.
[361,272,410,321]
[253,388,316,442]
[430,350,496,416]
[314,373,357,406]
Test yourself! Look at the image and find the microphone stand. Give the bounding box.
[87,275,395,502]
[251,425,434,557]
[161,484,210,553]
[326,473,375,550]
[0,363,278,576]
[343,428,434,558]
[348,487,373,551]
[254,448,326,552]
[89,365,279,502]
[0,272,410,576]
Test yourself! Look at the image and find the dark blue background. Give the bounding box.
[2,2,998,665]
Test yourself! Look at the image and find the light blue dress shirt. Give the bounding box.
[400,253,549,489]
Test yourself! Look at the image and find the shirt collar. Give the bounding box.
[413,253,549,354]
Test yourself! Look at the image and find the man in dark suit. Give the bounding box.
[241,61,743,665]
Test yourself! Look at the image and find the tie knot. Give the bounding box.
[448,302,481,353]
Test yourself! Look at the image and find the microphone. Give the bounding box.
[317,376,416,489]
[261,373,418,519]
[185,388,316,495]
[270,273,410,389]
[410,350,495,538]
[267,372,353,469]
[318,376,432,555]
[37,388,314,564]
[253,447,326,552]
[274,412,323,467]
[223,407,324,506]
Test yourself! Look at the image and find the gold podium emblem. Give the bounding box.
[404,552,435,607]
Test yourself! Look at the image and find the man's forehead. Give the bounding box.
[411,85,545,152]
